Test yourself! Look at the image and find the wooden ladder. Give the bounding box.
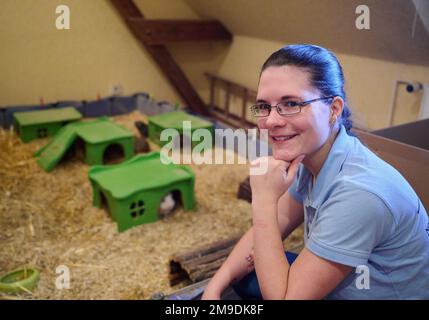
[205,72,258,128]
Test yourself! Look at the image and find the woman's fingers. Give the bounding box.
[285,155,305,184]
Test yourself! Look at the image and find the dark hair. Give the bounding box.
[261,44,354,135]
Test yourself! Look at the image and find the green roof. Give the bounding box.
[89,152,194,199]
[75,119,133,144]
[14,107,82,126]
[34,118,134,172]
[148,111,213,129]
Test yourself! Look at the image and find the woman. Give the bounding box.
[202,44,429,300]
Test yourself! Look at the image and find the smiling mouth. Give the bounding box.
[271,134,299,142]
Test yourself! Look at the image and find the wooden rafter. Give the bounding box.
[128,19,232,45]
[110,0,230,116]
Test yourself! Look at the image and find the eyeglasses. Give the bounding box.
[250,96,335,117]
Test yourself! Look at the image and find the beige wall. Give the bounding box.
[1,1,428,130]
[0,0,200,106]
[216,35,429,130]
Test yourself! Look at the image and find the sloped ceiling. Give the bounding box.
[185,0,429,66]
[413,0,429,36]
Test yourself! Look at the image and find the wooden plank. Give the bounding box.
[372,119,429,150]
[355,129,429,210]
[128,19,232,44]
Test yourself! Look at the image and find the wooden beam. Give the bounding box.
[145,45,210,116]
[110,0,210,116]
[110,0,142,18]
[128,19,232,45]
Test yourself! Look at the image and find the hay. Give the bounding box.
[0,111,303,300]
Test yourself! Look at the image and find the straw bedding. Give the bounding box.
[0,111,303,299]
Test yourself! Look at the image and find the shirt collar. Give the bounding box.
[295,125,353,208]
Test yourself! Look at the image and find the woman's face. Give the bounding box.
[256,65,332,162]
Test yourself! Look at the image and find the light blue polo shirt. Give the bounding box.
[288,125,429,299]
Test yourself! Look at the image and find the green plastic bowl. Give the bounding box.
[0,267,40,294]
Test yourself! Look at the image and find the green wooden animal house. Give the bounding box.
[89,151,196,232]
[148,111,214,149]
[13,107,82,143]
[35,117,134,172]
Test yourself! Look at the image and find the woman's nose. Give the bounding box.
[264,108,287,129]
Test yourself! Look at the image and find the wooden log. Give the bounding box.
[237,176,251,203]
[191,266,224,283]
[171,236,240,262]
[169,268,189,286]
[183,247,233,273]
[169,236,241,285]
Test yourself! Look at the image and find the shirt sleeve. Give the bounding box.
[306,187,395,267]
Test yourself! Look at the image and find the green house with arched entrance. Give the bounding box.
[35,117,134,172]
[88,151,196,232]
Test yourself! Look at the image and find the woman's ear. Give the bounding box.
[330,97,344,124]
